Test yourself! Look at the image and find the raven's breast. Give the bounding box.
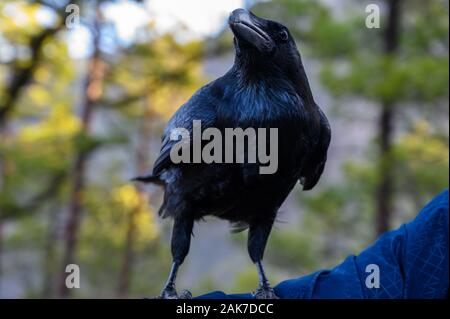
[191,82,310,221]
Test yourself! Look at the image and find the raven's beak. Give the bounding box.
[229,8,275,54]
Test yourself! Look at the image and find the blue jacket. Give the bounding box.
[199,190,449,299]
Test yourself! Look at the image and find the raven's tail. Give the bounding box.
[130,173,164,186]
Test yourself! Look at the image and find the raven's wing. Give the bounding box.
[300,107,331,191]
[152,86,218,176]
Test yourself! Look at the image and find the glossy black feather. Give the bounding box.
[136,10,331,233]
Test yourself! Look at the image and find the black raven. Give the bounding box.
[134,8,331,299]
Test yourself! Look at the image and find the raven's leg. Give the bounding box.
[248,218,278,299]
[159,215,194,299]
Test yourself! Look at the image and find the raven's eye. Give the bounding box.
[279,30,289,42]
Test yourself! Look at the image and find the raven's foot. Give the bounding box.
[253,285,278,299]
[159,286,178,299]
[179,290,193,299]
[155,288,192,299]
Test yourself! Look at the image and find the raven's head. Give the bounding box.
[229,8,313,101]
[229,9,279,56]
[228,9,299,69]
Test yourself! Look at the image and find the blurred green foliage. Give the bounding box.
[0,0,204,298]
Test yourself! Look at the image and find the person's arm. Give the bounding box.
[198,189,449,299]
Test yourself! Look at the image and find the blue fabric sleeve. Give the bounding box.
[198,189,449,299]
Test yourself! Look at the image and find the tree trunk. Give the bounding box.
[0,124,12,297]
[117,100,153,297]
[375,0,402,235]
[0,221,3,297]
[58,7,104,298]
[117,207,138,297]
[41,206,60,298]
[375,102,395,234]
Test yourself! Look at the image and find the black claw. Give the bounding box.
[159,286,178,299]
[253,286,279,299]
[154,287,192,299]
[179,289,193,299]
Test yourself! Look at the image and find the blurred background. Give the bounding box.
[0,0,448,298]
